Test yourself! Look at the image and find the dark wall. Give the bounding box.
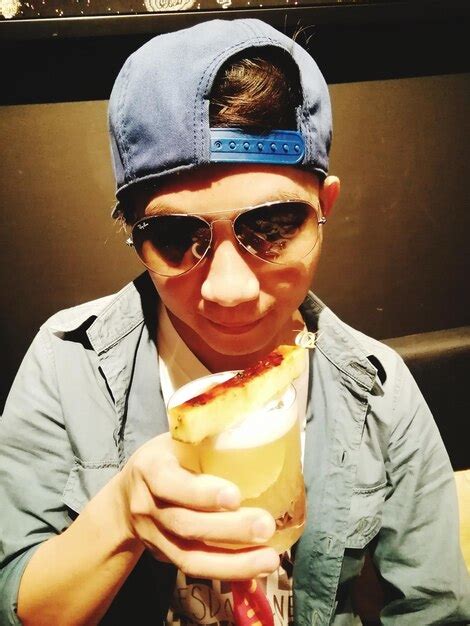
[1,72,469,406]
[322,74,470,338]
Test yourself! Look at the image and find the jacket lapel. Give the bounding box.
[86,274,168,466]
[294,293,378,625]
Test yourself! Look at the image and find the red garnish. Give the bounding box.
[182,351,284,409]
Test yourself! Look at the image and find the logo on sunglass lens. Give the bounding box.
[137,222,149,230]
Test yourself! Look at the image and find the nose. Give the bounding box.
[201,230,260,307]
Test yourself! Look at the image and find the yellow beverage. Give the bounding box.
[168,372,305,554]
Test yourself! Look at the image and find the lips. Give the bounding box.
[205,315,267,334]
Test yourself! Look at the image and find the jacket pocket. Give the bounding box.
[345,483,387,549]
[62,458,120,514]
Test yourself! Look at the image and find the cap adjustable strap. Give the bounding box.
[210,128,305,165]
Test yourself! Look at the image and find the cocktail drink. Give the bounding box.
[168,370,306,554]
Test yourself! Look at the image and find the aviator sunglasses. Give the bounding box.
[126,199,326,277]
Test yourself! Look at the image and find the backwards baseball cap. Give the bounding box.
[108,18,332,218]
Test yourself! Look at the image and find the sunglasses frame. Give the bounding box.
[126,199,326,277]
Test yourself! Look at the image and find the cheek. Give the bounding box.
[150,246,320,311]
[263,255,318,301]
[149,272,202,313]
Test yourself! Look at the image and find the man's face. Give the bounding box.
[139,164,334,367]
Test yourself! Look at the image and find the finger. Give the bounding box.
[144,456,241,512]
[145,527,280,580]
[155,505,276,546]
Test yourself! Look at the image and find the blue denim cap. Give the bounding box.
[108,18,332,217]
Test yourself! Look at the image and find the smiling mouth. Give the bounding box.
[206,317,266,334]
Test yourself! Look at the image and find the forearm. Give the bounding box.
[17,473,145,626]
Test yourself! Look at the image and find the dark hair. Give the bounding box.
[118,48,302,224]
[209,48,301,130]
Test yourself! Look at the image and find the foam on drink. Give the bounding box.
[212,384,297,450]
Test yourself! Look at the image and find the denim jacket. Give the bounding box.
[1,273,469,625]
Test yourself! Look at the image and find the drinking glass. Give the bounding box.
[167,371,306,554]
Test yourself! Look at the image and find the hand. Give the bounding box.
[115,433,280,580]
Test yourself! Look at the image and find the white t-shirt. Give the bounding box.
[157,304,309,626]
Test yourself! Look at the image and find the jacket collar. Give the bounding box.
[87,273,156,355]
[45,274,152,346]
[300,292,384,393]
[48,272,384,393]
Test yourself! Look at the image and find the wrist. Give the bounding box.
[81,472,144,556]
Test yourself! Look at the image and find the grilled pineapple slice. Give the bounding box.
[168,344,305,444]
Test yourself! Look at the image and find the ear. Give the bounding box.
[319,176,340,218]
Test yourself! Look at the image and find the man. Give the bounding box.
[0,18,469,626]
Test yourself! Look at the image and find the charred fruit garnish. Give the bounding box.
[168,345,305,444]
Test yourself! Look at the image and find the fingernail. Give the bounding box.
[217,486,240,509]
[251,516,275,543]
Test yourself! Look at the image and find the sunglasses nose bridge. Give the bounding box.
[208,216,237,237]
[204,217,247,259]
[210,216,233,225]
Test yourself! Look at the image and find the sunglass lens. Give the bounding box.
[132,216,210,276]
[234,202,317,263]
